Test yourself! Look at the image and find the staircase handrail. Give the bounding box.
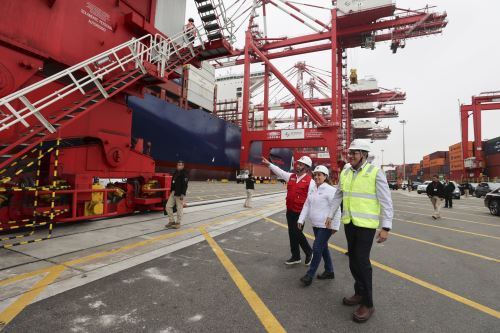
[0,25,210,133]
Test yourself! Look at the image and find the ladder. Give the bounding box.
[194,0,236,43]
[0,28,207,180]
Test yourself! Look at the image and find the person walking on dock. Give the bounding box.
[262,156,314,266]
[297,165,341,286]
[326,139,393,323]
[244,173,255,208]
[426,175,445,219]
[166,161,189,229]
[444,178,455,208]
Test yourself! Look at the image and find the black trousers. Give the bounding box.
[344,222,376,307]
[286,210,312,260]
[444,195,453,208]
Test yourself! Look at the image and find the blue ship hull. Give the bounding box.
[129,94,292,180]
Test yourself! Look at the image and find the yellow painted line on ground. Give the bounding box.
[0,203,281,286]
[264,217,500,320]
[0,265,66,325]
[0,202,284,325]
[390,232,500,263]
[394,209,500,227]
[394,218,500,240]
[200,227,286,333]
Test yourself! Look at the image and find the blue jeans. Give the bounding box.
[306,227,334,278]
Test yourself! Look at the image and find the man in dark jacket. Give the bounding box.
[443,179,456,208]
[426,175,445,219]
[166,161,189,229]
[244,173,255,208]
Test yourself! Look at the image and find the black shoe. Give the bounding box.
[305,254,313,266]
[300,274,313,286]
[284,257,301,265]
[317,271,335,280]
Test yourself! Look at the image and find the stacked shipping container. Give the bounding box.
[389,138,498,183]
[422,155,430,180]
[429,151,448,177]
[484,136,500,179]
[385,169,397,181]
[449,141,473,181]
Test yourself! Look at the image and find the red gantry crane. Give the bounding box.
[460,91,500,179]
[215,0,447,177]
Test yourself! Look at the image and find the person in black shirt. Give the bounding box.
[443,179,456,208]
[166,161,189,229]
[244,173,255,208]
[426,175,445,219]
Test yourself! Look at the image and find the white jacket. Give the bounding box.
[298,182,341,230]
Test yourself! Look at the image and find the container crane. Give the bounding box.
[223,0,447,177]
[460,91,500,179]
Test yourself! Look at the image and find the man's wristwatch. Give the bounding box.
[382,227,391,232]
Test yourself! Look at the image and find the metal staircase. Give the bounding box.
[195,0,235,43]
[0,29,210,181]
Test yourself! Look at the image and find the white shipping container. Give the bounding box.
[351,102,374,110]
[187,89,213,112]
[188,70,214,90]
[337,0,393,16]
[352,120,374,129]
[188,81,214,101]
[349,78,378,92]
[187,62,216,82]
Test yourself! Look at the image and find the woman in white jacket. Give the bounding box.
[298,165,341,286]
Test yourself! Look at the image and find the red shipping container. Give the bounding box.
[430,151,448,159]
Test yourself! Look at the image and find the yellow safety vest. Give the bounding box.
[340,163,380,229]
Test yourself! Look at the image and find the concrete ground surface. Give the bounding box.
[0,190,499,332]
[186,181,285,203]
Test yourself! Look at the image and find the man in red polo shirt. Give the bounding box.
[262,156,315,265]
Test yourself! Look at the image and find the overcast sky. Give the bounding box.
[186,0,500,166]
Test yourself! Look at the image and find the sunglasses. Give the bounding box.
[347,151,361,156]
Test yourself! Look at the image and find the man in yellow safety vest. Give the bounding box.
[327,139,393,323]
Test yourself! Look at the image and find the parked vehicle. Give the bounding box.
[450,181,461,199]
[417,181,432,194]
[388,181,399,190]
[469,182,479,196]
[474,182,500,198]
[411,181,422,190]
[484,188,500,216]
[236,170,249,184]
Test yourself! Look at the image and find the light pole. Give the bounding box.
[381,149,384,167]
[399,120,407,183]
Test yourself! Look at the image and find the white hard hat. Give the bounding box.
[348,139,371,152]
[297,156,312,167]
[313,165,329,176]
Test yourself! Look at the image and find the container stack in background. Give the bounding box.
[386,138,498,183]
[449,142,473,180]
[429,151,449,178]
[422,155,431,180]
[483,136,500,179]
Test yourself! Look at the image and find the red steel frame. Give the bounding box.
[237,2,447,178]
[0,0,233,230]
[460,93,500,178]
